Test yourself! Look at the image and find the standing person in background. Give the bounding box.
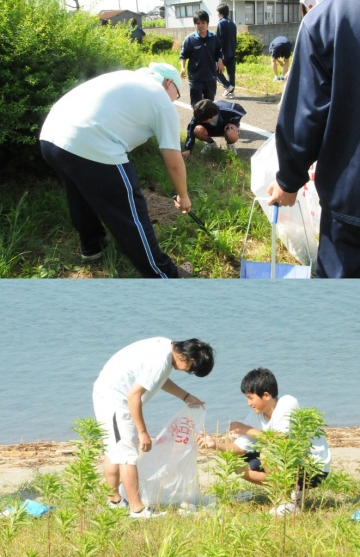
[268,0,360,278]
[93,337,215,517]
[130,18,146,44]
[40,62,193,279]
[180,10,224,106]
[268,36,292,81]
[216,3,237,98]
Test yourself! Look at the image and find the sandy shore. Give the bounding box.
[1,428,359,496]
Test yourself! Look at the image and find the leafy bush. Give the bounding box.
[141,33,174,54]
[142,18,166,29]
[236,32,263,63]
[0,0,142,171]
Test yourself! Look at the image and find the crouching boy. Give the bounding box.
[182,99,246,158]
[197,367,330,515]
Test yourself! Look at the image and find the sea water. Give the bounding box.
[1,279,359,444]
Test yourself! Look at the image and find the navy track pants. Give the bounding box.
[40,141,178,278]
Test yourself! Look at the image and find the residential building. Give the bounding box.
[165,0,301,28]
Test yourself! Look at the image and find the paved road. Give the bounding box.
[174,80,280,161]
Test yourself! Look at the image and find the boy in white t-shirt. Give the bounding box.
[197,367,330,515]
[93,337,214,518]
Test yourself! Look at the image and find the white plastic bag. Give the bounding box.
[121,404,205,506]
[250,134,320,265]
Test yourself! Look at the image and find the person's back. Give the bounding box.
[131,26,145,44]
[276,0,360,224]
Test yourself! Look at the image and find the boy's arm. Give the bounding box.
[161,377,204,405]
[196,433,245,455]
[182,117,196,159]
[229,421,262,439]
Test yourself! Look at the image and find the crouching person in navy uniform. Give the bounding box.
[40,63,193,278]
[182,99,246,158]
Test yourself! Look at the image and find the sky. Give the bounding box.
[78,0,162,14]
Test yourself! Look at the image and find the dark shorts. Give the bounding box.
[269,41,292,59]
[243,451,329,488]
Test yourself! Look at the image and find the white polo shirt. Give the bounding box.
[234,395,331,472]
[93,337,173,408]
[40,70,181,165]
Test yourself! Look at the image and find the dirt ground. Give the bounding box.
[1,428,359,496]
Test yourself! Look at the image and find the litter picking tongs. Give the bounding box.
[241,197,313,279]
[172,195,213,237]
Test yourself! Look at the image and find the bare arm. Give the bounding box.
[127,382,152,452]
[196,433,245,454]
[161,378,204,404]
[229,421,262,439]
[161,148,191,213]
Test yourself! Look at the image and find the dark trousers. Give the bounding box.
[217,57,236,89]
[40,141,178,278]
[316,209,360,278]
[189,80,217,106]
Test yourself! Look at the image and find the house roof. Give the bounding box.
[99,10,138,19]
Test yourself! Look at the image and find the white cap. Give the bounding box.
[136,62,182,90]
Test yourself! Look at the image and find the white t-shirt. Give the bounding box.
[40,71,181,165]
[234,394,330,472]
[93,337,173,408]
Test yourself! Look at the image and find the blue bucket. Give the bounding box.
[240,198,312,279]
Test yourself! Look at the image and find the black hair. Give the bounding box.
[172,339,214,377]
[193,99,218,121]
[300,3,308,17]
[217,3,229,17]
[193,10,209,24]
[240,368,278,398]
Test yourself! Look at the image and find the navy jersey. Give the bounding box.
[276,0,360,226]
[184,100,246,151]
[180,31,223,81]
[216,17,237,60]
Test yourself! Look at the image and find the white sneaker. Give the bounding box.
[226,92,235,99]
[201,142,219,154]
[227,143,237,155]
[269,502,300,516]
[107,498,129,509]
[233,491,253,502]
[129,507,166,518]
[223,85,235,97]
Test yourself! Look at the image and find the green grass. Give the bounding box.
[1,474,359,557]
[0,54,295,278]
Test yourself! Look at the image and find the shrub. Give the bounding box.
[142,18,166,29]
[0,0,142,172]
[236,32,263,63]
[141,33,174,53]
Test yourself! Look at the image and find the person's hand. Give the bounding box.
[196,432,216,449]
[217,59,225,73]
[184,394,204,405]
[139,431,152,452]
[180,69,186,78]
[182,150,191,161]
[267,180,297,207]
[173,194,191,214]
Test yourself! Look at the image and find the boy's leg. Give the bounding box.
[271,57,279,76]
[283,57,290,76]
[120,464,144,512]
[189,81,204,106]
[203,80,217,101]
[194,125,214,144]
[226,57,236,88]
[104,456,121,502]
[217,69,230,89]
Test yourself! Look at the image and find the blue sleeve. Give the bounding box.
[275,22,331,192]
[184,117,197,151]
[180,36,191,60]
